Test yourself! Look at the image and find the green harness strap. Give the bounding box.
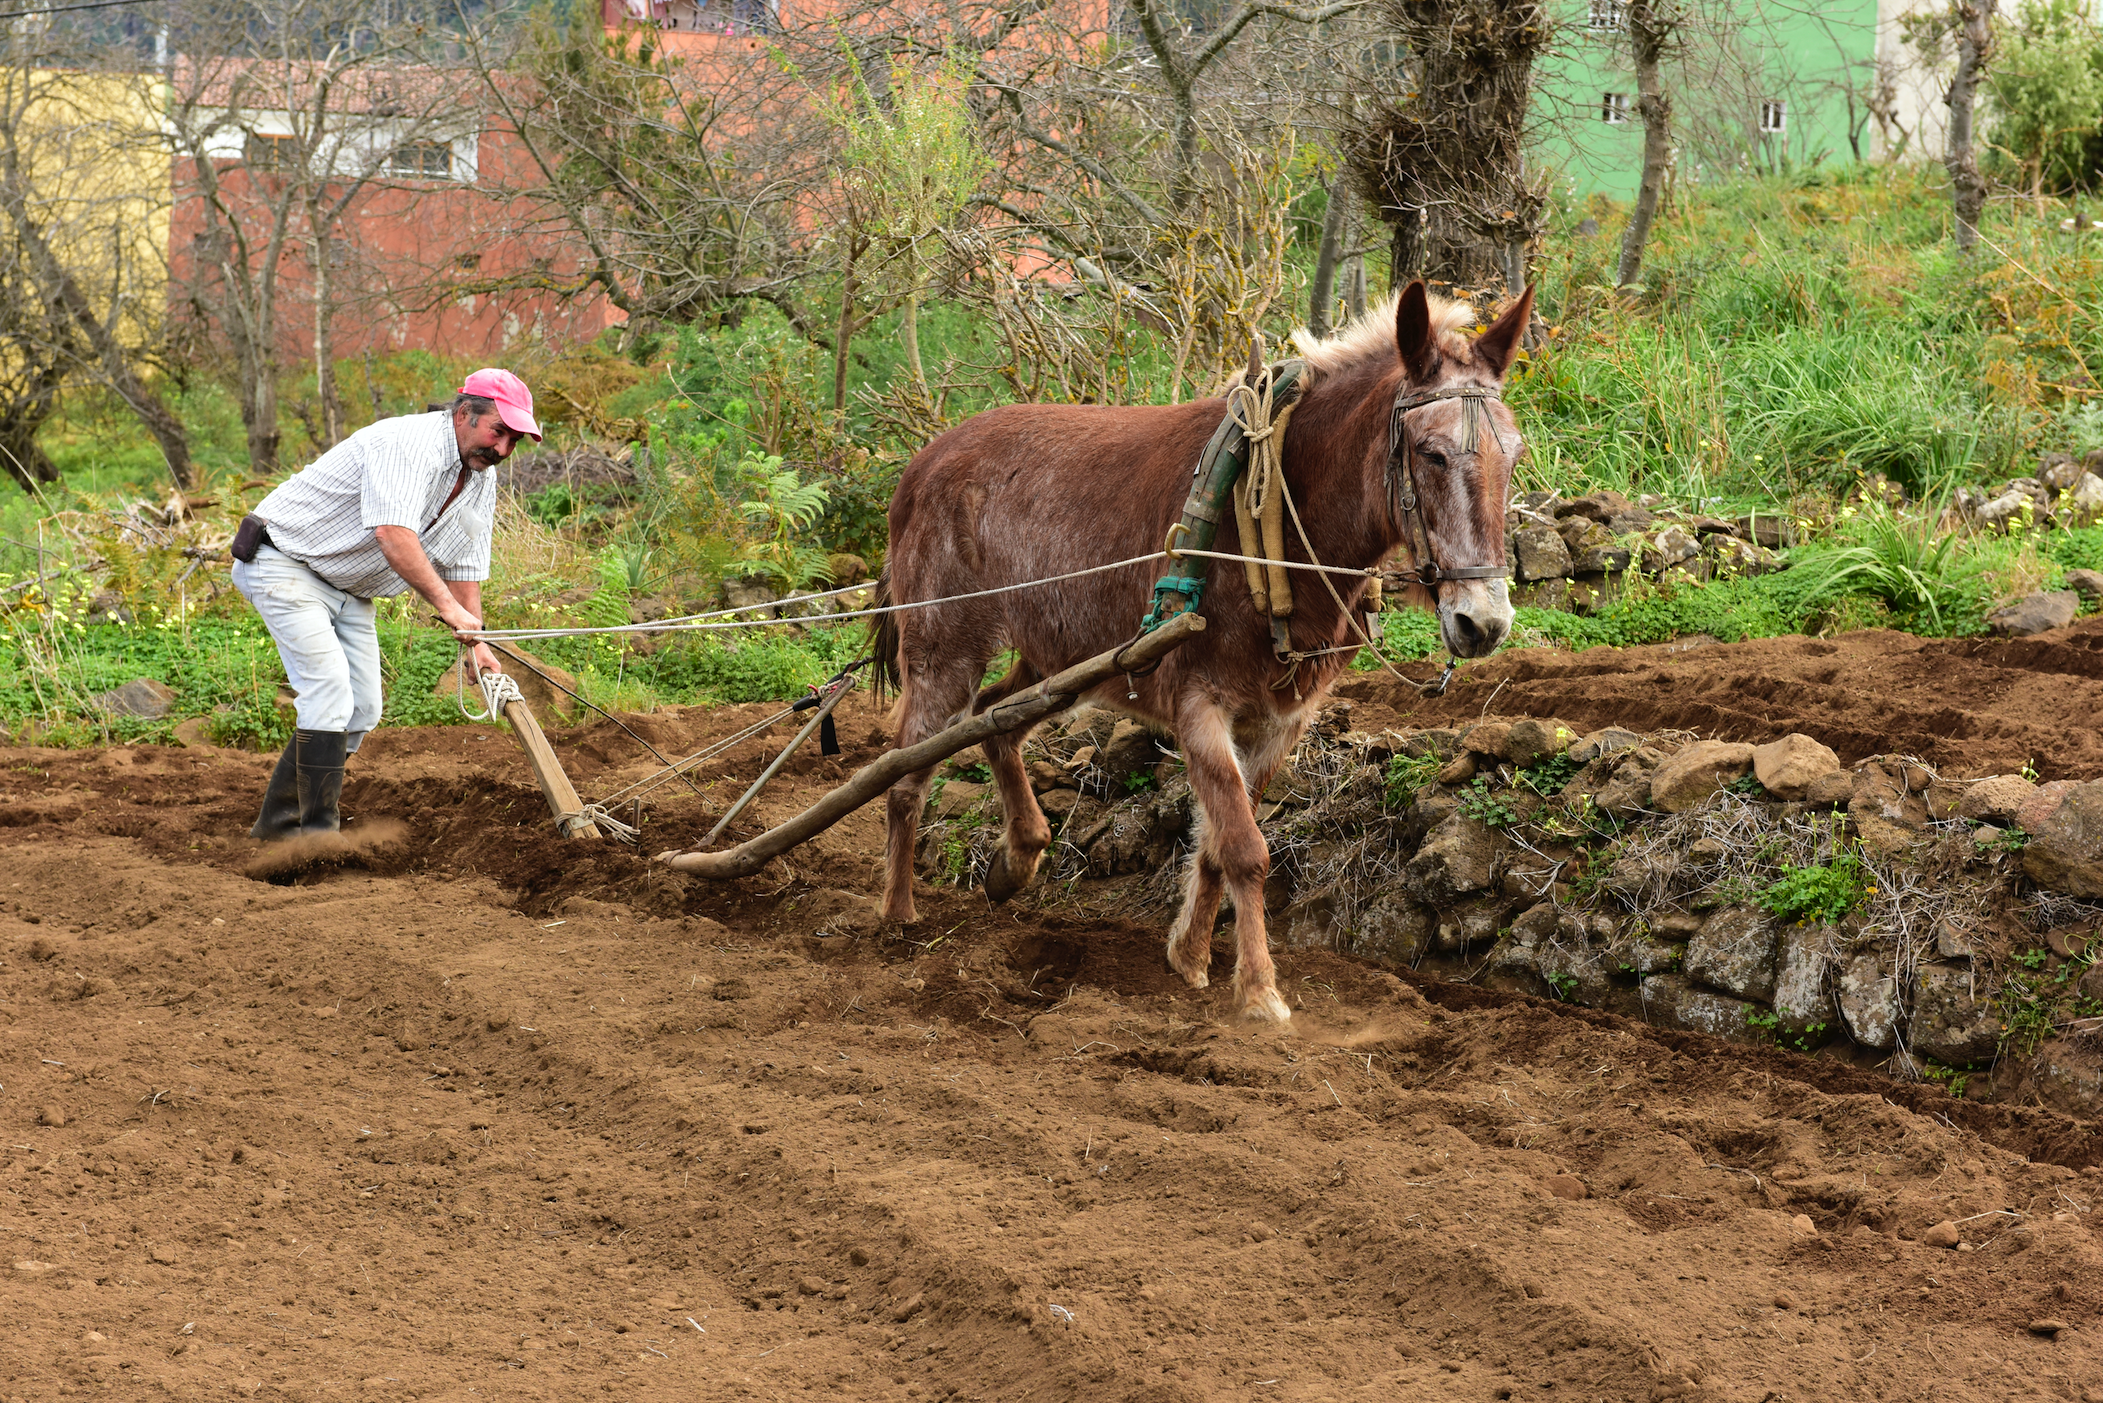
[1138,358,1308,635]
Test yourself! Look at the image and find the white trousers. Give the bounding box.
[232,544,381,751]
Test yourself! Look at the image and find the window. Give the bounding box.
[1588,0,1625,29]
[243,132,299,171]
[387,141,452,179]
[1602,92,1628,124]
[1759,99,1786,134]
[652,0,776,34]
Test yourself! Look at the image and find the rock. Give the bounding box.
[1806,770,1854,808]
[1974,489,2035,532]
[433,647,581,722]
[1704,534,1783,577]
[91,677,176,719]
[1513,523,1573,581]
[1648,740,1755,813]
[825,552,870,584]
[1557,518,1631,574]
[1514,576,1569,610]
[1639,524,1700,574]
[1355,895,1434,966]
[1909,963,2000,1065]
[2016,779,2082,834]
[1595,747,1665,819]
[1282,885,1344,950]
[2023,781,2103,897]
[1957,774,2036,824]
[2069,472,2103,525]
[2065,568,2103,601]
[1790,1214,1818,1236]
[1099,718,1162,789]
[1852,761,1927,829]
[1542,1174,1588,1201]
[1835,952,1899,1050]
[1635,974,1764,1043]
[1395,728,1461,761]
[2028,1318,2069,1337]
[35,1105,65,1128]
[1538,935,1612,1004]
[926,779,987,821]
[1084,801,1155,877]
[1770,926,1835,1040]
[1038,788,1080,822]
[722,575,781,616]
[1749,734,1840,800]
[1735,512,1796,548]
[1569,727,1643,764]
[1463,721,1513,761]
[1436,753,1477,786]
[1920,1220,1961,1248]
[1989,590,2078,636]
[1505,718,1577,768]
[1401,814,1506,907]
[1607,923,1685,977]
[1685,905,1782,1002]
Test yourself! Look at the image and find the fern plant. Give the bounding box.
[734,452,834,592]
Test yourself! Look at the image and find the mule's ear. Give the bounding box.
[1395,280,1438,384]
[1472,285,1536,378]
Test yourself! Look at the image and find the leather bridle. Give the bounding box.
[1385,384,1514,587]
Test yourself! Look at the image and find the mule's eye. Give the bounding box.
[1418,447,1448,469]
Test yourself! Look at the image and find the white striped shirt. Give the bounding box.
[254,411,495,599]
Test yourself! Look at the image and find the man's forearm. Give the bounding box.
[375,526,472,624]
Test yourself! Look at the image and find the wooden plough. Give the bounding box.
[657,611,1205,879]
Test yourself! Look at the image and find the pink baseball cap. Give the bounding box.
[459,368,542,440]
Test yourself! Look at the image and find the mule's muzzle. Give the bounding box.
[1438,579,1513,659]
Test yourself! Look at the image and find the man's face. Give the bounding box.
[455,407,525,472]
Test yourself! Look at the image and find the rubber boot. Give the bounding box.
[293,729,348,835]
[249,739,301,841]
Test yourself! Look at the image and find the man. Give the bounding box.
[232,369,541,840]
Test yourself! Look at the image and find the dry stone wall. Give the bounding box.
[917,706,2103,1118]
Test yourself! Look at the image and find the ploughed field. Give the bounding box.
[2,621,2101,1403]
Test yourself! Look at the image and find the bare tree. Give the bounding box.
[165,0,485,473]
[1616,0,1678,290]
[1349,0,1553,298]
[0,36,193,490]
[1945,0,1997,251]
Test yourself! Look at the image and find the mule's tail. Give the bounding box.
[868,565,900,707]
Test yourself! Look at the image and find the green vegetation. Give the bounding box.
[1756,852,1868,926]
[15,170,2103,746]
[1383,752,1443,810]
[1458,777,1520,830]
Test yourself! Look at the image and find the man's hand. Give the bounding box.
[469,641,502,679]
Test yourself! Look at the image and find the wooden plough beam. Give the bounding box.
[658,611,1206,880]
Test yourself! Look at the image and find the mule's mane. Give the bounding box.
[1290,292,1477,375]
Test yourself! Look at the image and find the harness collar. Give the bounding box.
[1386,383,1513,586]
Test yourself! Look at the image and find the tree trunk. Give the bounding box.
[0,140,194,490]
[1309,175,1350,336]
[1945,0,1997,252]
[1357,0,1551,298]
[312,224,341,451]
[834,243,861,413]
[1616,0,1673,289]
[0,418,58,493]
[899,249,925,390]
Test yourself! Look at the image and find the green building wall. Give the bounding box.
[1535,1,1882,200]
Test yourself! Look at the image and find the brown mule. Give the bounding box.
[874,282,1534,1020]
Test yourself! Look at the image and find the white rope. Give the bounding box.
[592,704,804,807]
[574,802,641,845]
[464,551,1170,642]
[466,548,1378,644]
[1170,547,1373,579]
[455,658,525,722]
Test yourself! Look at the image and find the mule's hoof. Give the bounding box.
[1239,987,1293,1023]
[981,847,1041,905]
